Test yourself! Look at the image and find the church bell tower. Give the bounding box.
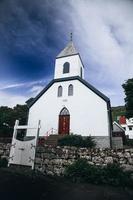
[54,36,84,79]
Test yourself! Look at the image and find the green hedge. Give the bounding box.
[65,159,133,187]
[126,139,133,147]
[58,135,96,148]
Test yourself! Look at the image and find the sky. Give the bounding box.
[0,0,133,107]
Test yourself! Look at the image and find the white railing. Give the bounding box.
[14,120,40,130]
[44,128,58,137]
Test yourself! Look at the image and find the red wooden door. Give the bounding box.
[59,115,70,135]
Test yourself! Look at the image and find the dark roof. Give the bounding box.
[28,76,110,108]
[56,41,78,58]
[113,121,125,132]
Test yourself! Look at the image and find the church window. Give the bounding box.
[129,127,132,131]
[60,107,70,115]
[58,86,63,97]
[63,62,70,73]
[68,84,73,96]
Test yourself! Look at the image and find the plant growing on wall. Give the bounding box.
[58,135,96,148]
[64,158,133,187]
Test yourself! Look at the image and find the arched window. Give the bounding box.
[60,107,70,115]
[68,84,73,96]
[63,62,70,74]
[58,86,63,97]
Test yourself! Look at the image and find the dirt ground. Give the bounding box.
[0,168,133,200]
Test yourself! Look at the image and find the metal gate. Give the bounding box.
[8,120,41,169]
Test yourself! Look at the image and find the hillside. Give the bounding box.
[111,106,126,122]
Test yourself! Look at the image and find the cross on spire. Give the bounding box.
[56,33,78,58]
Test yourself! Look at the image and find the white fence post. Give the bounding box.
[32,120,41,170]
[8,120,19,167]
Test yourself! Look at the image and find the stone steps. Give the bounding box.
[45,134,66,146]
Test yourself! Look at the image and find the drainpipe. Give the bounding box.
[107,101,113,148]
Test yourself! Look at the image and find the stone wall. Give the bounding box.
[35,145,133,176]
[112,137,123,149]
[0,142,133,176]
[93,136,110,148]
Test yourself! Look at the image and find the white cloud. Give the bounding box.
[0,78,50,107]
[69,0,133,105]
[0,77,50,91]
[0,91,28,108]
[0,80,47,91]
[30,85,44,96]
[0,83,26,90]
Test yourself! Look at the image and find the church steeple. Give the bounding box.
[56,40,78,58]
[54,38,84,79]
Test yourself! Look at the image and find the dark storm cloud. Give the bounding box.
[0,0,72,81]
[2,0,132,107]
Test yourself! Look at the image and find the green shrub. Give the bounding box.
[125,139,133,147]
[103,163,133,187]
[83,136,96,148]
[64,159,133,187]
[64,159,89,182]
[58,135,96,148]
[65,158,105,184]
[0,157,8,168]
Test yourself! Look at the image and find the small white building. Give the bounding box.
[119,116,133,139]
[112,121,125,148]
[27,40,112,148]
[113,121,125,134]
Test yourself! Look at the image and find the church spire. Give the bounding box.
[56,34,78,58]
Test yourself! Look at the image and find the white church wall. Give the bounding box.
[27,79,109,139]
[54,55,84,79]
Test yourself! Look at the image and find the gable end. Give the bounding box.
[28,76,110,108]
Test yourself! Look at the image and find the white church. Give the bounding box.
[26,39,112,148]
